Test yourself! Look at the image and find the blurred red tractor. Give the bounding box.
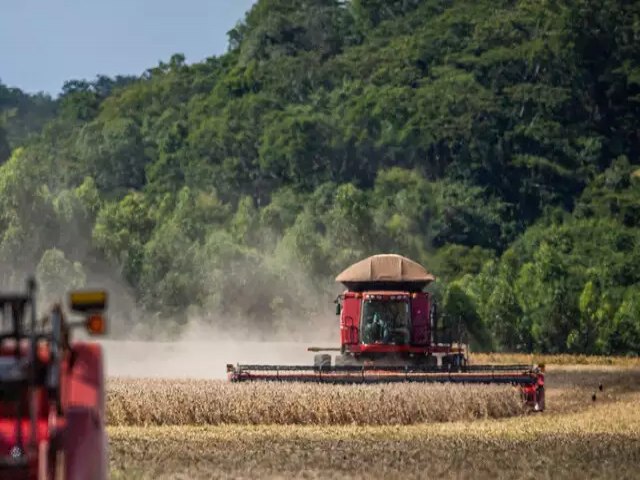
[0,278,108,479]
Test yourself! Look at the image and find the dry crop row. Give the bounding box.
[107,379,524,426]
[470,352,640,366]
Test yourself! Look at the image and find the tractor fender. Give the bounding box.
[63,342,107,480]
[63,407,106,480]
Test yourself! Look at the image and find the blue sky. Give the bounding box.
[0,0,255,95]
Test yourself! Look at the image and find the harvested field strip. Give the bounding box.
[471,352,640,366]
[107,379,524,426]
[108,395,640,480]
[542,366,640,414]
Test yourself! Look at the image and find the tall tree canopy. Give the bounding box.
[0,0,638,350]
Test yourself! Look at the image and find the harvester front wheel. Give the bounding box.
[335,354,357,367]
[417,355,438,367]
[442,354,466,369]
[314,354,331,370]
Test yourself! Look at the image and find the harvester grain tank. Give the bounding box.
[0,279,109,479]
[227,254,545,411]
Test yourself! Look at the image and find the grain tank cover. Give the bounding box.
[335,254,435,292]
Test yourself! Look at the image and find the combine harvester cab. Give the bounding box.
[0,279,109,480]
[228,254,545,411]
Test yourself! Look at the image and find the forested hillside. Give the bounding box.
[1,0,639,352]
[0,82,57,160]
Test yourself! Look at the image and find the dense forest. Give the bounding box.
[1,0,639,353]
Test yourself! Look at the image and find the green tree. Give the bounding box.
[442,282,492,351]
[0,123,10,163]
[609,286,640,355]
[0,0,639,350]
[92,192,155,285]
[139,222,200,314]
[36,249,86,302]
[76,118,149,192]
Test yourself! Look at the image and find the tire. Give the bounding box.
[335,355,357,367]
[313,354,331,370]
[442,354,465,370]
[424,355,438,367]
[412,355,437,368]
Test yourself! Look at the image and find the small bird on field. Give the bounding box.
[592,392,597,402]
[599,383,603,392]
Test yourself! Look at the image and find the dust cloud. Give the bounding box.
[100,339,322,379]
[2,224,342,380]
[4,258,342,380]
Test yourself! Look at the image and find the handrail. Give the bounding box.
[28,278,37,453]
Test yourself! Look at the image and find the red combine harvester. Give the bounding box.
[227,254,545,411]
[0,278,109,479]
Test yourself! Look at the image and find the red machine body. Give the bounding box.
[0,280,108,480]
[338,290,464,362]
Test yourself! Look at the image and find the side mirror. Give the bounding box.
[335,302,342,316]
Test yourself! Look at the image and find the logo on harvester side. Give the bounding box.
[10,446,22,459]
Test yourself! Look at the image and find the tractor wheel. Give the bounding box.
[313,354,331,370]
